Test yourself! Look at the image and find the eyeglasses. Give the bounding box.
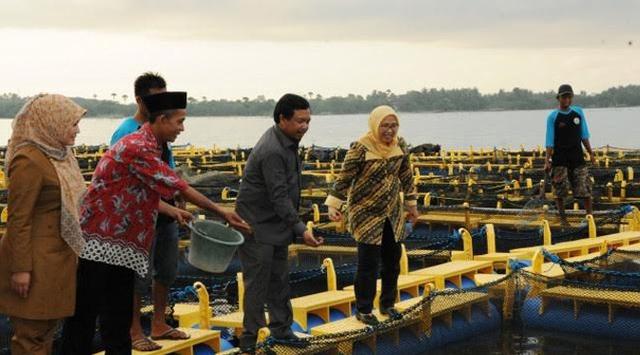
[379,123,399,130]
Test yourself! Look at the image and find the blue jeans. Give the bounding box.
[134,222,180,294]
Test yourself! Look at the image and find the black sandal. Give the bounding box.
[355,311,380,326]
[380,307,403,320]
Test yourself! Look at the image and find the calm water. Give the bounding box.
[1,108,639,354]
[1,106,639,149]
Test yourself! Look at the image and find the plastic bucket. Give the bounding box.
[187,220,244,273]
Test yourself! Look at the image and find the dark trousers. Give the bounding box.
[238,237,293,349]
[61,258,134,355]
[355,220,402,314]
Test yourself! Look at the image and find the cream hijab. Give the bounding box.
[6,94,87,255]
[358,105,403,159]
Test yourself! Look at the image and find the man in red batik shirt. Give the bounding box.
[62,92,251,355]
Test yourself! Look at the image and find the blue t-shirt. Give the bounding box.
[110,116,176,169]
[545,106,590,168]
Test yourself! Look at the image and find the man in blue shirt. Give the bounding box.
[111,72,188,350]
[545,84,596,223]
[111,79,175,168]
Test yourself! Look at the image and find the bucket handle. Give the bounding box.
[186,221,195,232]
[187,218,231,234]
[186,220,204,236]
[186,220,245,246]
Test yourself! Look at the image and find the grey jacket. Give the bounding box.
[236,125,306,245]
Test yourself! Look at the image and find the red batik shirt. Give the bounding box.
[79,123,188,276]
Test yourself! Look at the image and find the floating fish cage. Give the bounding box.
[2,145,640,354]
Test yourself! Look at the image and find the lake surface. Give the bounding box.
[1,106,638,149]
[1,108,638,355]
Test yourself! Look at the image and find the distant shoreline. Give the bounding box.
[2,85,640,118]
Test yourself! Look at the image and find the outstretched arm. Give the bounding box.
[181,186,252,233]
[158,200,193,225]
[126,146,251,233]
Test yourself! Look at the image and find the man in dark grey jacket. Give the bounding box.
[235,93,323,354]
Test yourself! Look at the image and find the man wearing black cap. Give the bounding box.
[62,92,250,354]
[110,72,189,351]
[545,84,595,223]
[235,94,323,354]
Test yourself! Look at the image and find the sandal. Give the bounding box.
[131,337,162,352]
[380,307,403,320]
[355,311,380,326]
[150,328,191,341]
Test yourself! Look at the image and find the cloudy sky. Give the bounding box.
[1,0,639,100]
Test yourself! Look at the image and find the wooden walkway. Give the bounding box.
[410,260,494,289]
[511,231,640,259]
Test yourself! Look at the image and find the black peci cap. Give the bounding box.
[556,84,574,98]
[141,92,187,114]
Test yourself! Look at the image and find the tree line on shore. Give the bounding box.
[1,85,639,118]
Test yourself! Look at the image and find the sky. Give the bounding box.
[1,0,639,101]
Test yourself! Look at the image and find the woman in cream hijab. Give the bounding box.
[325,105,418,325]
[0,94,86,355]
